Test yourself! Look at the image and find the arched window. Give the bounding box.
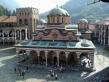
[28,12,29,16]
[6,23,8,27]
[9,24,12,27]
[57,17,59,24]
[24,19,28,25]
[19,13,21,16]
[62,17,64,23]
[21,30,25,40]
[19,19,22,25]
[53,17,55,24]
[0,30,2,37]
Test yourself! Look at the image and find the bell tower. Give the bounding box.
[16,7,39,39]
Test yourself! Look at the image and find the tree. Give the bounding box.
[12,10,16,16]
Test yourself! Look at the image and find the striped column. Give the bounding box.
[89,51,94,69]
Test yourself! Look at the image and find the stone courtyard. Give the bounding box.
[0,45,109,82]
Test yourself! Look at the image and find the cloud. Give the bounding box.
[15,0,69,13]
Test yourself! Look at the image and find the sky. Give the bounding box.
[0,0,70,14]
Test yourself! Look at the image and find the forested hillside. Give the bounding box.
[0,5,16,16]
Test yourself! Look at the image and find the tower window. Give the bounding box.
[19,13,21,16]
[19,19,22,25]
[28,13,29,16]
[24,19,28,25]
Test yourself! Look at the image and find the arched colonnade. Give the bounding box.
[0,27,28,45]
[16,49,94,68]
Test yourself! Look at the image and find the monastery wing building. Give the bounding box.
[0,7,95,71]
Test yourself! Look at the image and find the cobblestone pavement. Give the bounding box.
[0,45,109,82]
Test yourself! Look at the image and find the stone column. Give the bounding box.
[65,52,69,66]
[20,29,22,41]
[100,27,103,45]
[57,51,59,66]
[37,50,40,64]
[98,26,101,43]
[76,52,80,59]
[45,51,48,67]
[16,49,20,62]
[89,51,94,69]
[76,52,81,65]
[108,26,109,45]
[104,27,105,45]
[26,50,30,65]
[26,50,30,58]
[25,28,28,40]
[14,29,16,43]
[2,31,4,45]
[7,31,9,45]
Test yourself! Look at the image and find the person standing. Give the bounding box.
[55,74,58,80]
[22,70,25,79]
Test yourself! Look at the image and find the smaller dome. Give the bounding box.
[48,7,69,16]
[39,19,47,24]
[79,18,88,23]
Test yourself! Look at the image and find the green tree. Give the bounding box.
[12,10,16,16]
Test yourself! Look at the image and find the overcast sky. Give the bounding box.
[14,0,69,13]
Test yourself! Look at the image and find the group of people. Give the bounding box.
[46,66,65,81]
[14,64,29,79]
[46,69,58,80]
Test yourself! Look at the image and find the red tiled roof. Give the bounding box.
[0,16,17,23]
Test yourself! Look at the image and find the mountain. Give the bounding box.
[41,0,109,23]
[0,5,6,16]
[62,0,109,22]
[0,0,109,22]
[0,5,16,16]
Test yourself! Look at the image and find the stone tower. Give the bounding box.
[16,7,39,39]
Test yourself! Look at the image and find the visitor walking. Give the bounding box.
[55,74,58,80]
[21,70,25,79]
[14,67,16,73]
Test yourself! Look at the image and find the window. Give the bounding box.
[19,19,22,25]
[24,19,28,25]
[53,17,55,24]
[28,12,29,16]
[19,13,21,16]
[57,17,59,23]
[0,30,2,37]
[62,17,64,23]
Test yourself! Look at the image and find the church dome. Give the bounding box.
[79,18,88,23]
[48,7,70,16]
